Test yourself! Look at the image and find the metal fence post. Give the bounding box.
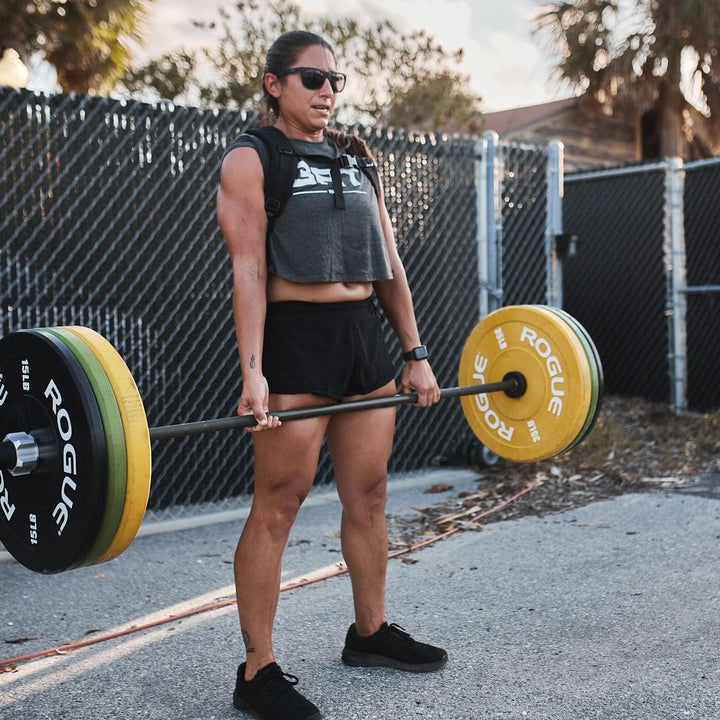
[664,157,688,413]
[546,140,564,307]
[476,130,502,316]
[475,137,489,318]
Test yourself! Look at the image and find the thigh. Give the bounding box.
[251,392,332,503]
[325,380,397,506]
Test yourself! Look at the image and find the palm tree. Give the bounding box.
[0,0,151,94]
[534,0,720,159]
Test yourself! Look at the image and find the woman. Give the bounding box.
[217,30,447,720]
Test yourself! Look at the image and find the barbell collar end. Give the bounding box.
[501,372,527,399]
[2,432,39,476]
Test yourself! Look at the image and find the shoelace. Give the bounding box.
[386,623,414,644]
[254,665,300,702]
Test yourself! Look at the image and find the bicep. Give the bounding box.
[217,147,268,267]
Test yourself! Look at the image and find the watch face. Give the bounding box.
[405,346,428,360]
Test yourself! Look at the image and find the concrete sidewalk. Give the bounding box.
[1,469,719,720]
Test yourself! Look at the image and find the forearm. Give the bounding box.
[232,260,268,378]
[375,270,440,405]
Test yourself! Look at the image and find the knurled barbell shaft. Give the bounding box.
[149,380,518,441]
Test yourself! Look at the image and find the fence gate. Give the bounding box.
[476,131,562,315]
[563,158,720,413]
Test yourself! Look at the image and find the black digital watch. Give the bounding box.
[402,345,428,362]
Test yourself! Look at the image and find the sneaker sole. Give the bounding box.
[341,648,448,673]
[232,692,261,718]
[232,691,322,720]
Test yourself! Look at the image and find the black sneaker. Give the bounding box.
[232,662,321,720]
[342,622,448,672]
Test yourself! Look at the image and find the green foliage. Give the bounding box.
[121,0,483,134]
[381,71,484,135]
[0,1,40,60]
[123,50,198,103]
[0,0,152,93]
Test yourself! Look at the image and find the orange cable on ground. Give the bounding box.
[0,479,540,669]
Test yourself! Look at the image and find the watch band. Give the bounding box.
[402,345,428,361]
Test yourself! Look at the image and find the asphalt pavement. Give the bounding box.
[1,468,719,720]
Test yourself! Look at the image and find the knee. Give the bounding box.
[253,483,310,535]
[343,471,388,518]
[272,493,305,529]
[366,473,388,512]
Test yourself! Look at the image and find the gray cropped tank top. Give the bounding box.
[227,133,393,283]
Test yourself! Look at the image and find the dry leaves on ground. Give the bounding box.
[388,396,719,545]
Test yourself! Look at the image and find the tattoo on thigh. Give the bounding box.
[242,628,255,653]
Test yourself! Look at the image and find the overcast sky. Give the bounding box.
[145,0,574,111]
[28,0,572,112]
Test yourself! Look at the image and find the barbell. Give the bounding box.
[0,305,603,574]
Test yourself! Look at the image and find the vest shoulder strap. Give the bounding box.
[244,126,381,229]
[245,126,299,223]
[337,153,380,197]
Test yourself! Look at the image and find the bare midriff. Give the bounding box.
[267,275,373,304]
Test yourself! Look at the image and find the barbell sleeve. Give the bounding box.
[0,432,39,475]
[0,439,16,471]
[147,380,518,441]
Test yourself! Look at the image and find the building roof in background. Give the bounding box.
[481,96,639,171]
[483,97,580,136]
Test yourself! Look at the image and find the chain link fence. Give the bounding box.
[3,82,716,535]
[500,143,550,306]
[475,134,561,314]
[563,158,720,413]
[682,160,720,412]
[0,88,555,519]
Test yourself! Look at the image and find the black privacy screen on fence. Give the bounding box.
[0,89,482,511]
[563,158,720,413]
[683,163,720,412]
[562,166,669,404]
[501,144,549,306]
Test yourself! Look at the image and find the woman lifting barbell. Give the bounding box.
[217,30,447,720]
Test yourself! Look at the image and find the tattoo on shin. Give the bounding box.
[242,628,255,653]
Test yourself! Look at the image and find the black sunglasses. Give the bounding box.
[276,67,346,94]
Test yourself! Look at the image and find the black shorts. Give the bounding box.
[262,299,397,402]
